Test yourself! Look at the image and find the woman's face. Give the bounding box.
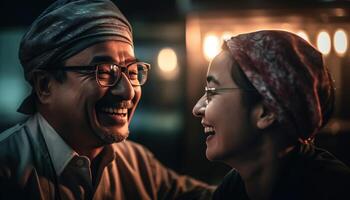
[193,51,261,162]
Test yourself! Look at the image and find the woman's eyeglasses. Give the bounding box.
[205,86,256,103]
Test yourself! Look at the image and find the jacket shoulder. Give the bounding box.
[0,123,24,143]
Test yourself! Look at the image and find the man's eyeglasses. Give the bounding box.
[46,61,151,87]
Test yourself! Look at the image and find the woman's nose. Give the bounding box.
[193,95,206,117]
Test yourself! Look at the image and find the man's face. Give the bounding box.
[47,41,141,145]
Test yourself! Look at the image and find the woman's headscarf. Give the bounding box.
[225,30,335,140]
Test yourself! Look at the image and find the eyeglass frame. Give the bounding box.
[204,86,256,103]
[43,61,151,87]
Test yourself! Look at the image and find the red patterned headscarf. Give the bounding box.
[225,30,335,140]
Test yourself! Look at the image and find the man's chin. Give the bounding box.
[92,109,131,144]
[94,125,130,144]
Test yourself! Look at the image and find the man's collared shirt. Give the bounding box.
[37,113,116,199]
[37,113,76,176]
[0,114,214,199]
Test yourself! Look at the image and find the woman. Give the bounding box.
[193,30,350,200]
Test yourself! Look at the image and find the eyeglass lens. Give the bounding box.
[96,63,148,86]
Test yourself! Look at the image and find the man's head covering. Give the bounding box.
[225,30,335,140]
[17,0,133,114]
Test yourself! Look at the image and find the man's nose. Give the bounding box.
[193,95,206,117]
[109,73,135,100]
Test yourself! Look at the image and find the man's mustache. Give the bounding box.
[96,101,134,109]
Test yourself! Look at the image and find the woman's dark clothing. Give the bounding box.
[213,169,250,200]
[213,143,350,200]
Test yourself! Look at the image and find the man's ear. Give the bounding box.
[252,103,276,130]
[31,70,54,104]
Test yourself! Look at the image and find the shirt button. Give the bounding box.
[76,158,85,167]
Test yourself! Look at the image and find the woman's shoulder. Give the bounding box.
[213,169,250,200]
[294,143,350,199]
[300,144,350,177]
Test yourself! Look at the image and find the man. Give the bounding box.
[0,0,214,199]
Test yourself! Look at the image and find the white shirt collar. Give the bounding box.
[35,113,77,176]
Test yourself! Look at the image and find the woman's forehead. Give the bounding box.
[207,51,236,85]
[209,51,231,70]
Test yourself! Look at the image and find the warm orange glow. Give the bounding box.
[317,31,331,55]
[157,48,179,80]
[221,31,233,41]
[333,29,348,56]
[296,30,310,43]
[203,33,220,61]
[158,48,178,73]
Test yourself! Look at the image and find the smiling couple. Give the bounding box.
[0,0,349,200]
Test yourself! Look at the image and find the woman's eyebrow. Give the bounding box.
[206,75,220,85]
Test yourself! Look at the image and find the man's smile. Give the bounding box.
[100,107,127,116]
[95,101,134,125]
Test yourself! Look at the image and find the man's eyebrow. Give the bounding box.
[206,75,220,85]
[89,55,137,64]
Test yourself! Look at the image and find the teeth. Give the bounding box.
[204,127,215,134]
[101,107,128,115]
[114,108,127,114]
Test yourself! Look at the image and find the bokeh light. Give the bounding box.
[317,31,331,55]
[203,33,220,61]
[334,29,348,56]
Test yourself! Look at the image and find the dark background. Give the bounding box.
[1,0,349,184]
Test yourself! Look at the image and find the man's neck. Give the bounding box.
[39,109,104,161]
[59,132,104,161]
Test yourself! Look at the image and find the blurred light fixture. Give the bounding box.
[317,31,331,55]
[296,30,310,43]
[157,47,179,80]
[158,48,178,73]
[203,33,220,61]
[333,29,348,56]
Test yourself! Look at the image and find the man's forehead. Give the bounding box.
[65,41,136,65]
